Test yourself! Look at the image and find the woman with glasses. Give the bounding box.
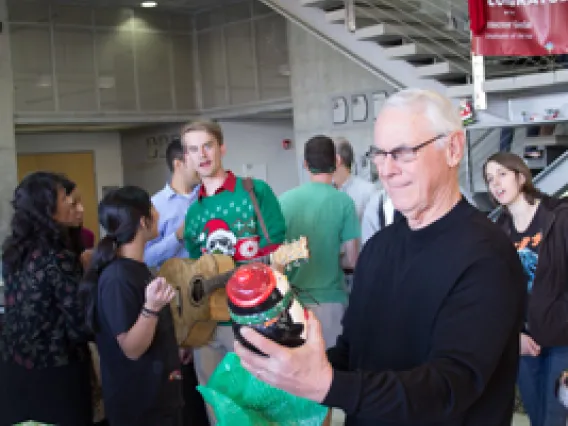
[484,152,568,426]
[0,172,92,425]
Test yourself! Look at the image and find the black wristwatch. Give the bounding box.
[142,306,160,317]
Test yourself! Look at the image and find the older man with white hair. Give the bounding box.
[235,89,526,425]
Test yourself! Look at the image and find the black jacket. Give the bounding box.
[497,195,568,347]
[325,200,525,425]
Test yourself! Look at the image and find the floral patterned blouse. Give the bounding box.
[0,248,90,369]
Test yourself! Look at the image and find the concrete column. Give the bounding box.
[0,0,17,244]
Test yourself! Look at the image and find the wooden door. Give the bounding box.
[17,152,99,241]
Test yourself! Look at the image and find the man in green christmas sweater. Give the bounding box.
[181,120,286,421]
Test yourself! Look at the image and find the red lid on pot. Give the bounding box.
[226,263,277,308]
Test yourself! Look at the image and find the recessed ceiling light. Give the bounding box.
[141,1,158,7]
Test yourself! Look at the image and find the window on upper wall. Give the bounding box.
[95,27,138,111]
[254,14,291,100]
[53,23,98,112]
[226,21,257,105]
[10,24,55,112]
[197,29,228,108]
[6,0,288,114]
[171,31,197,111]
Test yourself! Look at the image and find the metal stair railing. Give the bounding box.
[341,0,568,81]
[482,55,568,79]
[464,127,496,194]
[343,0,473,76]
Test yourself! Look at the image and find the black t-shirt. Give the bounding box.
[95,258,182,426]
[325,199,526,426]
[510,203,543,295]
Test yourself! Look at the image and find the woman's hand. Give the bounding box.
[520,333,541,356]
[145,277,176,312]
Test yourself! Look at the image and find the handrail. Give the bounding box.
[335,0,567,80]
[344,0,356,32]
[258,0,408,90]
[351,0,472,74]
[470,128,495,150]
[465,127,496,195]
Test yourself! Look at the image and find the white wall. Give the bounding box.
[287,22,396,185]
[219,120,298,195]
[15,132,124,202]
[120,125,176,196]
[121,119,298,197]
[8,1,289,117]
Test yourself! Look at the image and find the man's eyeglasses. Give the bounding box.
[367,134,447,165]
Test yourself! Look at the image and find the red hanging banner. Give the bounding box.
[471,0,568,56]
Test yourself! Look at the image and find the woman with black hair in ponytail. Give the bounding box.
[80,186,183,426]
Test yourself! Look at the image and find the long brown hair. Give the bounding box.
[483,152,543,205]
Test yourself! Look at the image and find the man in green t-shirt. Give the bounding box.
[279,135,360,349]
[181,120,286,420]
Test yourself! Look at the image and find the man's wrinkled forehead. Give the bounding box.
[374,107,427,149]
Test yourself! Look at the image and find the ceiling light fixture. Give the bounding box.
[141,1,158,7]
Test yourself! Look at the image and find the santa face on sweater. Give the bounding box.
[200,218,261,261]
[204,228,236,256]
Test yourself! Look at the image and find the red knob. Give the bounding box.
[226,263,277,308]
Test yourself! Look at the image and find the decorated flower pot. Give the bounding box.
[226,263,307,356]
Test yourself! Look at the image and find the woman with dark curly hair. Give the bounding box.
[0,171,93,425]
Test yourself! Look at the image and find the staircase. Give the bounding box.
[260,0,568,108]
[258,0,568,204]
[322,0,473,86]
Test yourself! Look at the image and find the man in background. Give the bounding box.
[332,137,375,292]
[333,137,376,222]
[361,188,398,245]
[279,135,360,348]
[145,138,200,269]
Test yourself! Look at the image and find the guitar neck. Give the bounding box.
[197,256,273,299]
[239,254,272,266]
[199,270,235,297]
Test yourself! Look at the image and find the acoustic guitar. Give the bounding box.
[159,237,309,348]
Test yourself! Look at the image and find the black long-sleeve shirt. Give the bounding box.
[324,199,525,426]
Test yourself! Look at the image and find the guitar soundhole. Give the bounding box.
[191,277,205,305]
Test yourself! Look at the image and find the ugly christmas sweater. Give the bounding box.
[183,171,286,264]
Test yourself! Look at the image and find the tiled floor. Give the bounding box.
[330,410,530,425]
